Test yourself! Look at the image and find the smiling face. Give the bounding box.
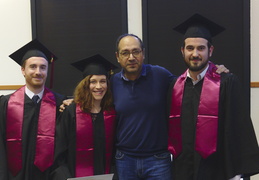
[21,56,48,92]
[181,37,214,74]
[89,75,108,102]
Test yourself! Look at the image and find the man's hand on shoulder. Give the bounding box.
[215,64,229,74]
[59,99,73,112]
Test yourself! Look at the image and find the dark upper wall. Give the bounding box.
[31,0,127,96]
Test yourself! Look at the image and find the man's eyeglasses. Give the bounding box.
[119,50,142,59]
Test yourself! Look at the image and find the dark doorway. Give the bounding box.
[31,0,127,96]
[142,0,250,106]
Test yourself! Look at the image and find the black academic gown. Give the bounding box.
[170,73,259,180]
[52,103,108,180]
[0,92,65,180]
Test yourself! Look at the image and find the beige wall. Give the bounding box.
[251,0,259,179]
[0,0,31,94]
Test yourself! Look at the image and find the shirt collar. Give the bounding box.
[25,86,44,100]
[120,64,147,81]
[187,65,209,85]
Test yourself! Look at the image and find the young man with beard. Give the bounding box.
[0,39,66,180]
[168,14,259,180]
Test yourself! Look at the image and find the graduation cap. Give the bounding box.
[174,13,225,43]
[9,39,57,66]
[71,54,118,78]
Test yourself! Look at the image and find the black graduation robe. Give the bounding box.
[0,91,65,180]
[169,73,259,180]
[51,102,116,180]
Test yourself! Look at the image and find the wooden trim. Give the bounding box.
[0,85,23,90]
[0,82,259,90]
[251,82,259,88]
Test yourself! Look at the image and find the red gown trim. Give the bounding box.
[6,86,56,176]
[169,62,220,158]
[75,105,116,177]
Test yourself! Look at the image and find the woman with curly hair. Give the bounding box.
[52,54,117,179]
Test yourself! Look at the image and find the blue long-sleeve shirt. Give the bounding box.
[111,64,176,156]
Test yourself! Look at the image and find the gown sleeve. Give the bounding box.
[51,103,76,180]
[0,96,9,180]
[219,73,259,178]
